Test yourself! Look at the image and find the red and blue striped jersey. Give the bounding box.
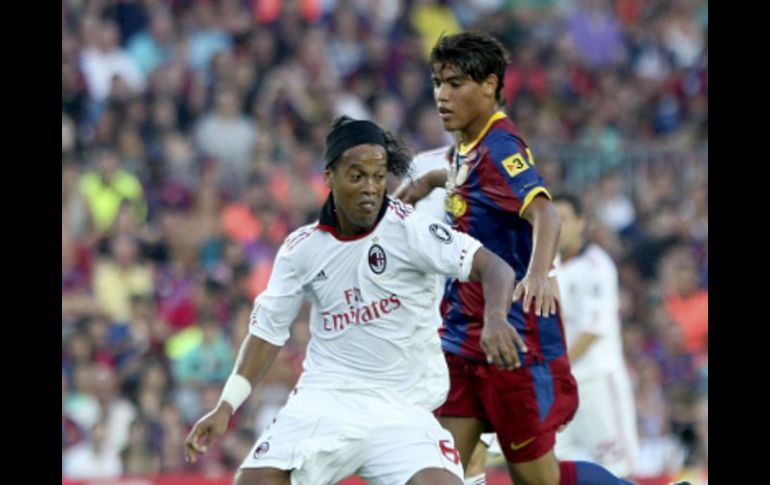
[439,111,566,365]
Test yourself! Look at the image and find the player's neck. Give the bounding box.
[336,214,369,237]
[459,107,498,146]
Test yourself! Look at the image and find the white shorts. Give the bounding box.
[241,387,464,485]
[554,372,640,477]
[408,328,449,412]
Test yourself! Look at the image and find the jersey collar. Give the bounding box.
[458,111,507,156]
[317,193,389,241]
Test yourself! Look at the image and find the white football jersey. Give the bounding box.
[409,146,451,327]
[411,146,450,222]
[249,196,482,407]
[555,243,626,381]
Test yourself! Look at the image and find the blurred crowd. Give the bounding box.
[61,0,707,481]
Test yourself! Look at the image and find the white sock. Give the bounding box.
[464,474,486,485]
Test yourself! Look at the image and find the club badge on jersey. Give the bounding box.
[368,243,387,274]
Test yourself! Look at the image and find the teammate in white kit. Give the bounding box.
[552,193,640,478]
[402,146,497,485]
[184,117,527,485]
[402,145,455,414]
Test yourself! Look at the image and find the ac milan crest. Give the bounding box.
[368,244,387,274]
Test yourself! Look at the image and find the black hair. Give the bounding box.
[552,192,584,217]
[327,116,412,178]
[430,31,509,104]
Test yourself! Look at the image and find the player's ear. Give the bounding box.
[483,74,498,99]
[324,168,334,189]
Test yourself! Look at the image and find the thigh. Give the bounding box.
[240,388,363,484]
[407,467,463,485]
[434,353,488,466]
[234,467,290,485]
[506,449,560,485]
[437,416,484,468]
[360,407,465,485]
[480,356,578,464]
[434,353,487,422]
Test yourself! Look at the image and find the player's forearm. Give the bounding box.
[214,334,282,415]
[232,334,283,387]
[424,168,448,189]
[568,332,599,363]
[470,247,516,319]
[523,197,561,277]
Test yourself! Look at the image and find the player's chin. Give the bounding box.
[352,211,378,229]
[439,118,460,131]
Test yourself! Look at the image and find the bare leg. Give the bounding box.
[506,449,560,485]
[465,440,489,478]
[438,416,485,471]
[234,467,291,485]
[407,467,463,485]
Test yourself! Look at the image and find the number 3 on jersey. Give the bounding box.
[501,148,535,177]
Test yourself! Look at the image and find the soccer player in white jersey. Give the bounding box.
[552,193,640,479]
[401,145,456,416]
[184,116,528,485]
[403,146,496,485]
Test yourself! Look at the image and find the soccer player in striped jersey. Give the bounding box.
[398,31,634,485]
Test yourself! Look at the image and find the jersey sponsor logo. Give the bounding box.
[445,193,467,217]
[509,436,536,450]
[439,439,461,465]
[322,289,402,332]
[501,153,530,177]
[429,223,453,244]
[368,244,387,274]
[253,441,270,458]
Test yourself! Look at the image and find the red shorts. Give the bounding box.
[434,353,579,463]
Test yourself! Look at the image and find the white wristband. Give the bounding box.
[219,374,252,414]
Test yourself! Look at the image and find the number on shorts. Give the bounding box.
[439,439,461,465]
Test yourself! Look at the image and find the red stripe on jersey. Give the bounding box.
[448,185,486,358]
[475,151,523,214]
[286,226,318,251]
[463,317,484,359]
[523,309,544,363]
[388,205,406,220]
[387,198,413,220]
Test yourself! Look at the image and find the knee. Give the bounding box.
[407,467,462,485]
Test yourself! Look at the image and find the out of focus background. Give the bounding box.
[61,0,707,483]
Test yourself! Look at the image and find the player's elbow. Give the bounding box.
[471,247,515,283]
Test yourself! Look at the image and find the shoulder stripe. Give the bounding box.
[285,223,318,251]
[387,197,414,220]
